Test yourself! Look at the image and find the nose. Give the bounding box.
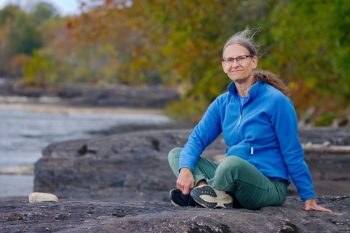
[228,60,241,70]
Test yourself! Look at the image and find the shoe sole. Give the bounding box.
[190,186,233,208]
[170,199,180,207]
[169,190,181,207]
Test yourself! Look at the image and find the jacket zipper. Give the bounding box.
[237,114,242,126]
[237,101,254,155]
[237,102,243,126]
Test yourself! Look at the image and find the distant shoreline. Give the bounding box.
[0,96,166,116]
[0,78,179,109]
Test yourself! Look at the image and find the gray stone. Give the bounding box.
[13,127,349,232]
[34,130,194,200]
[0,196,348,233]
[0,79,179,108]
[34,128,350,200]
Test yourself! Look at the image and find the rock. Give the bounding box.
[34,130,164,200]
[87,121,194,136]
[28,192,58,203]
[0,195,349,232]
[34,129,226,200]
[34,128,350,200]
[0,79,179,108]
[295,128,350,196]
[25,127,350,232]
[66,85,179,108]
[298,127,350,146]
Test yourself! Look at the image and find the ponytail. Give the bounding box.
[254,70,290,96]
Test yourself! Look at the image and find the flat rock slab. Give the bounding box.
[34,128,350,200]
[0,195,349,233]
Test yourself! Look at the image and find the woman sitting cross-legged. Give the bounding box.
[168,29,331,212]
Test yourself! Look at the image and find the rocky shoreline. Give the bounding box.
[0,78,179,108]
[1,77,350,232]
[0,127,350,232]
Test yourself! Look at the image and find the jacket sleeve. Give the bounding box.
[179,98,222,170]
[271,96,316,201]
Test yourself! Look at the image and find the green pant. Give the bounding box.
[168,147,288,210]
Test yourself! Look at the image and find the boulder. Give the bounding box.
[34,129,197,200]
[34,128,350,200]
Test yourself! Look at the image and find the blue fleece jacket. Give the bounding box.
[179,80,315,201]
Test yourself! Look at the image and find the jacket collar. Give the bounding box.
[228,80,262,99]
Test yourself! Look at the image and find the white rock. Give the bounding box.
[29,192,58,203]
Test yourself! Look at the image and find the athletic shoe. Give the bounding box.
[190,185,233,208]
[169,189,198,207]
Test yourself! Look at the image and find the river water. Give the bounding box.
[0,100,171,197]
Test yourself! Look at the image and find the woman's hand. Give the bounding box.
[176,168,195,195]
[304,199,332,212]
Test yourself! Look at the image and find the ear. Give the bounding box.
[252,56,258,69]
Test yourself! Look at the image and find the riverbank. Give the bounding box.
[0,99,176,197]
[1,127,349,232]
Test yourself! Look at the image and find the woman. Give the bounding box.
[168,29,331,212]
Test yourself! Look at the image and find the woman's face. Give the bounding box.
[222,43,258,84]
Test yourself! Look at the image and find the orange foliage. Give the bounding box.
[5,54,30,76]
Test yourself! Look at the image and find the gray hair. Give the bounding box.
[223,28,290,96]
[223,28,258,57]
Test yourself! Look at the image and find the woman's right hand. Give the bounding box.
[176,168,195,195]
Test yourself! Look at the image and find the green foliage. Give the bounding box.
[130,0,277,120]
[23,43,122,86]
[0,2,58,76]
[9,14,42,55]
[259,0,350,120]
[314,113,334,127]
[331,1,350,100]
[23,51,58,86]
[0,5,22,26]
[32,2,59,25]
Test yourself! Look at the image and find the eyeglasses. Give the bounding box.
[222,55,254,65]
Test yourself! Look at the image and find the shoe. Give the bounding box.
[169,189,198,207]
[190,185,233,208]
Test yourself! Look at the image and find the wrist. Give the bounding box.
[306,198,315,201]
[180,167,192,173]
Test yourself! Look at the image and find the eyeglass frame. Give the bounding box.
[222,55,255,65]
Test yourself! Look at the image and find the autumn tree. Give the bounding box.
[9,0,350,124]
[72,0,277,120]
[0,3,58,77]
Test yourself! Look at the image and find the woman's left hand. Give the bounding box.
[304,199,332,212]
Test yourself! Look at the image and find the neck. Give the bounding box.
[234,74,256,96]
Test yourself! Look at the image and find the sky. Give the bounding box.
[0,0,81,16]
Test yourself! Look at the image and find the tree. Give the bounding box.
[0,4,42,76]
[74,0,277,119]
[260,0,350,122]
[32,2,59,25]
[17,0,350,123]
